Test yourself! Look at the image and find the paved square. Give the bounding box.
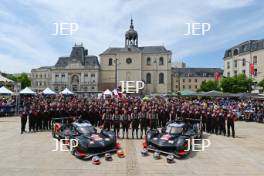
[0,117,264,176]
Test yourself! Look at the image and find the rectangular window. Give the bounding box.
[242,58,246,66]
[227,62,230,69]
[242,70,246,74]
[234,70,237,76]
[195,85,198,89]
[227,72,230,77]
[189,85,191,89]
[189,79,191,83]
[195,79,197,83]
[182,85,185,89]
[234,60,237,68]
[253,56,257,65]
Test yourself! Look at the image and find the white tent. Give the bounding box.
[0,86,14,95]
[19,87,36,95]
[103,89,112,95]
[42,87,56,95]
[60,88,74,95]
[0,75,14,83]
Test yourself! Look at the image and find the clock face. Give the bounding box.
[126,58,132,64]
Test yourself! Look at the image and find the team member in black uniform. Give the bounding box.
[149,108,158,129]
[112,109,121,138]
[218,110,226,136]
[227,112,235,138]
[20,110,28,134]
[131,108,140,139]
[103,108,112,131]
[121,109,130,139]
[28,107,35,132]
[139,108,147,139]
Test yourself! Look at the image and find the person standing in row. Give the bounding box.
[131,108,139,139]
[112,109,121,138]
[121,109,130,139]
[20,110,28,134]
[139,108,147,139]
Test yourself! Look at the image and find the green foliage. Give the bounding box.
[258,79,264,89]
[7,73,31,89]
[220,74,253,93]
[198,80,220,92]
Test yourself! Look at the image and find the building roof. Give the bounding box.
[172,67,223,77]
[55,55,99,67]
[224,39,264,58]
[100,45,171,55]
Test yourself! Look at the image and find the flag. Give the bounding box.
[214,72,221,81]
[250,64,254,75]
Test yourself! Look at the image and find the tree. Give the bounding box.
[220,74,253,93]
[7,73,31,89]
[198,80,220,92]
[258,79,264,90]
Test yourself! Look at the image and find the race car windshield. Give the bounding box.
[78,126,96,134]
[166,126,183,134]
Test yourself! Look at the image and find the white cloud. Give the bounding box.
[0,0,262,73]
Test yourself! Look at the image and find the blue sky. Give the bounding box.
[0,0,264,73]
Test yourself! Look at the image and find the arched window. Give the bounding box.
[159,73,164,84]
[146,57,151,65]
[146,73,151,84]
[159,57,164,65]
[233,49,239,56]
[109,58,113,66]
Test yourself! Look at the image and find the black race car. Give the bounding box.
[143,120,202,158]
[51,118,119,160]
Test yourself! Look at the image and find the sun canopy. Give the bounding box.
[179,90,196,96]
[103,89,112,95]
[19,87,36,95]
[202,90,223,97]
[42,87,56,95]
[60,88,74,95]
[0,86,14,95]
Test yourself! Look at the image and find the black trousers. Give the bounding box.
[21,118,27,133]
[219,120,226,135]
[122,123,129,138]
[113,123,120,137]
[227,120,235,137]
[104,121,111,131]
[140,123,147,138]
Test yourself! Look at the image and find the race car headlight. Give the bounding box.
[90,141,95,144]
[168,140,174,144]
[105,138,110,141]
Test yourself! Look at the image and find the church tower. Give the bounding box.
[125,18,138,47]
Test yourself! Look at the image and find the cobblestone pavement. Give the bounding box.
[0,117,264,176]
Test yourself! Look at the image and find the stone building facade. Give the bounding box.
[223,39,264,82]
[171,64,223,92]
[31,44,99,92]
[99,19,172,94]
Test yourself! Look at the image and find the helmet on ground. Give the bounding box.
[166,154,175,163]
[153,151,161,160]
[92,156,101,165]
[105,153,113,161]
[141,148,148,156]
[117,150,125,158]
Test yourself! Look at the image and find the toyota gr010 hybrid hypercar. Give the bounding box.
[143,120,202,159]
[51,118,120,160]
